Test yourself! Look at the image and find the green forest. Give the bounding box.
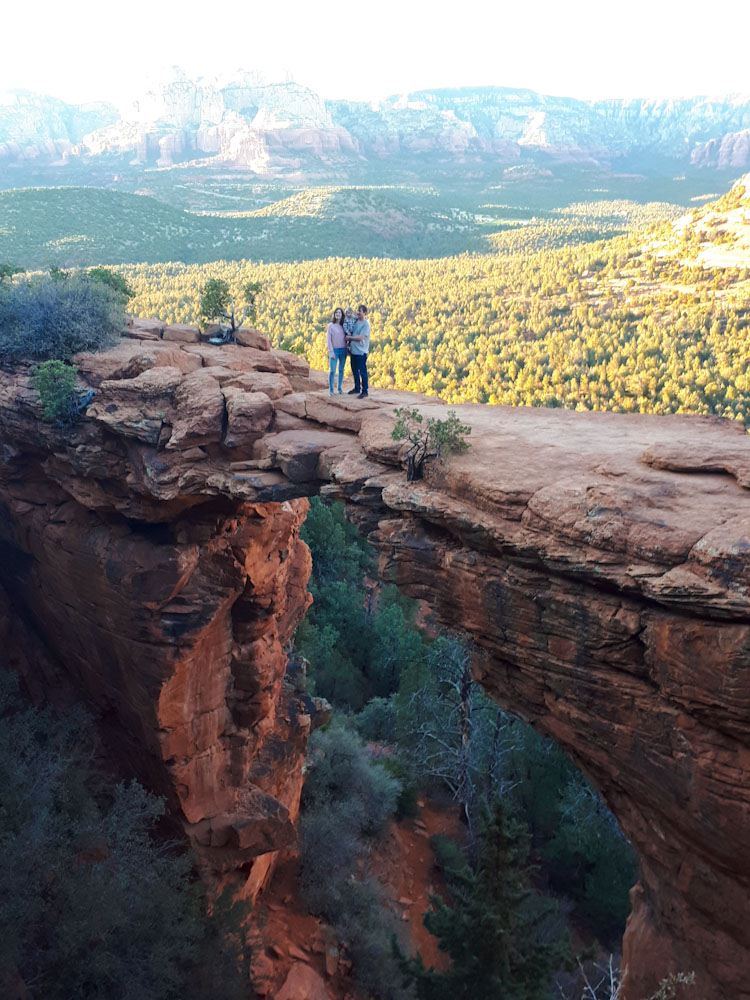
[293,498,637,1000]
[114,183,750,425]
[0,170,716,268]
[0,672,249,1000]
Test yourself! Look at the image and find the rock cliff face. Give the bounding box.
[1,327,749,998]
[4,73,750,175]
[692,128,750,170]
[0,89,117,163]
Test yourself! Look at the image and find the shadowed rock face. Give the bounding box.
[1,327,750,998]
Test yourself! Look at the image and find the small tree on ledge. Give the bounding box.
[198,278,262,343]
[391,407,471,481]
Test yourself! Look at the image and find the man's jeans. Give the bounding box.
[329,348,347,392]
[350,353,368,394]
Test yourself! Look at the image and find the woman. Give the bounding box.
[326,307,347,396]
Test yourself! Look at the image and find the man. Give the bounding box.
[346,304,371,399]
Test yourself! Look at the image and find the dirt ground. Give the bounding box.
[249,798,463,998]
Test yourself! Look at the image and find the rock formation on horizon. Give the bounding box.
[4,71,750,176]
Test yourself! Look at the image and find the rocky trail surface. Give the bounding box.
[1,322,749,999]
[250,798,460,999]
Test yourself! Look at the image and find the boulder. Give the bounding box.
[128,317,163,337]
[275,393,308,418]
[289,370,328,392]
[182,343,286,373]
[272,411,310,432]
[264,429,353,482]
[236,327,272,351]
[225,371,293,400]
[87,366,184,444]
[167,371,225,449]
[276,963,331,1000]
[122,317,161,341]
[222,388,274,448]
[74,341,201,385]
[275,350,311,377]
[162,323,201,344]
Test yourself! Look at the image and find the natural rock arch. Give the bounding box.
[1,329,749,999]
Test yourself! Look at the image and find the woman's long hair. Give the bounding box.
[331,307,344,325]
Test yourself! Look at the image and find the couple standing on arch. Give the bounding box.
[327,305,370,399]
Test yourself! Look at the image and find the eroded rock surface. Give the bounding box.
[1,327,749,997]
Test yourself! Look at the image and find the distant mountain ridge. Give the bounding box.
[2,69,750,179]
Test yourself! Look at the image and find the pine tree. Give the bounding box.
[399,800,569,999]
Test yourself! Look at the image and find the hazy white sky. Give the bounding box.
[5,0,750,107]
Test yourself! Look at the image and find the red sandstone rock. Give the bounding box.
[225,371,293,400]
[305,391,381,433]
[272,410,312,433]
[162,323,201,343]
[2,332,750,999]
[222,388,275,448]
[182,342,286,373]
[74,340,202,384]
[289,370,327,392]
[167,371,225,449]
[275,392,308,418]
[87,365,183,444]
[264,429,355,483]
[276,962,331,1000]
[127,317,163,338]
[236,327,273,351]
[274,350,311,377]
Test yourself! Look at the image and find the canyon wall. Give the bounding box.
[1,327,749,998]
[5,75,750,174]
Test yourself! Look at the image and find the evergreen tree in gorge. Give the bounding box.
[399,800,569,1000]
[297,497,428,710]
[0,671,249,1000]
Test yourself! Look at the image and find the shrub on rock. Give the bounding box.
[392,407,471,481]
[0,273,125,361]
[31,360,79,423]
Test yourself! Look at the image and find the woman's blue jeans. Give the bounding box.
[329,348,347,393]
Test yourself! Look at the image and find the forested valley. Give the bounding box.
[119,177,750,424]
[293,498,637,1000]
[2,172,747,999]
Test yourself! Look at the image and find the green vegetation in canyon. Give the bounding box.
[294,498,637,999]
[0,672,248,1000]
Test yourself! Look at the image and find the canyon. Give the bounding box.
[1,325,749,999]
[4,72,750,177]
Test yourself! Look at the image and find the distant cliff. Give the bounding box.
[3,70,750,177]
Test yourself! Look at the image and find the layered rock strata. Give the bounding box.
[7,77,750,174]
[1,326,749,998]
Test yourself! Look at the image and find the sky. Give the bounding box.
[5,0,750,108]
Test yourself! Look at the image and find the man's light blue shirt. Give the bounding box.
[349,319,370,355]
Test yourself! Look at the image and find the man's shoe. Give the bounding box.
[358,392,368,399]
[347,388,359,395]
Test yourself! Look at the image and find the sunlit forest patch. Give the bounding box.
[120,181,750,425]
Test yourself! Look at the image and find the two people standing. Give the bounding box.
[327,304,370,399]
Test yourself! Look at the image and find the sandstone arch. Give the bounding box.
[1,331,749,999]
